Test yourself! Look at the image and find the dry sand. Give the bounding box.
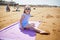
[0,5,60,40]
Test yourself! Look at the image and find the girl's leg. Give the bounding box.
[25,24,42,33]
[33,27,50,35]
[32,27,47,33]
[25,23,35,29]
[25,23,50,34]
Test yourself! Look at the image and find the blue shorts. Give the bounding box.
[22,22,28,28]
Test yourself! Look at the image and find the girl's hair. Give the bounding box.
[23,5,31,13]
[24,10,26,13]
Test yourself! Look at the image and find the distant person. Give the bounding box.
[16,4,20,11]
[20,5,50,35]
[6,4,10,12]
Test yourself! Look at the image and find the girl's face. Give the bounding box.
[25,8,31,14]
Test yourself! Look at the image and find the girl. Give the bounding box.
[20,5,49,34]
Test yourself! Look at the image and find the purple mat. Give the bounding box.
[0,21,41,40]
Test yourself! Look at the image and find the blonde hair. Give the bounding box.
[24,5,31,13]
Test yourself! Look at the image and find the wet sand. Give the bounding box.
[0,6,60,40]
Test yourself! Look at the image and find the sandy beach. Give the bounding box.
[0,5,60,40]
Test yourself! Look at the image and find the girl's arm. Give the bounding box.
[20,15,25,30]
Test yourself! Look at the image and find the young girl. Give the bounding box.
[20,5,49,34]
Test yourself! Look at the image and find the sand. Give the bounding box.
[0,5,60,40]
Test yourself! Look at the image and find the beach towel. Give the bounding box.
[0,21,41,40]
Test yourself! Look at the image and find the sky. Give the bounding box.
[5,0,60,6]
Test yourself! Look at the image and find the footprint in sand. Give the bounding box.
[57,30,60,32]
[42,21,47,26]
[0,21,2,22]
[42,23,47,26]
[42,24,46,26]
[42,16,44,17]
[3,20,6,21]
[0,25,3,27]
[56,15,60,18]
[46,14,54,19]
[52,29,56,31]
[43,21,46,23]
[52,23,56,25]
[53,29,60,32]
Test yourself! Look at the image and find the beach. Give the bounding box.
[0,5,60,40]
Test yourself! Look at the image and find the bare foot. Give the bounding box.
[40,31,50,35]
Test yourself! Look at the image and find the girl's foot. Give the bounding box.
[40,31,50,35]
